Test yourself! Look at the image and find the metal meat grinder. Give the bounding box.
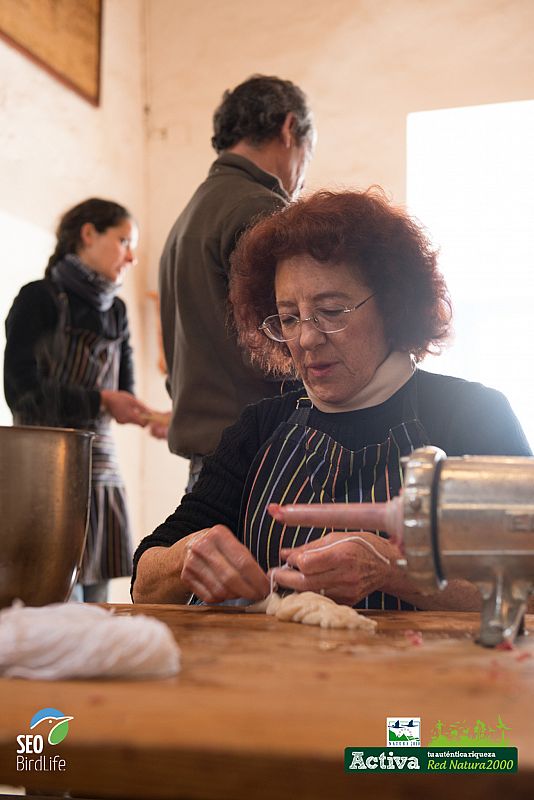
[398,446,534,647]
[277,446,534,647]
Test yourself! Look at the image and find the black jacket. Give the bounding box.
[4,279,134,427]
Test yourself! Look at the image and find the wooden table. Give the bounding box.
[1,605,533,799]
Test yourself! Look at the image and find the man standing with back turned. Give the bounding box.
[159,75,315,489]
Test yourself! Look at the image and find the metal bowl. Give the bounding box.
[0,425,94,608]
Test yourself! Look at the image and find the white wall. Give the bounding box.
[144,0,534,210]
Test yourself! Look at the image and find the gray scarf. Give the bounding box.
[51,254,119,312]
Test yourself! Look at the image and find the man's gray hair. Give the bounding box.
[211,74,314,153]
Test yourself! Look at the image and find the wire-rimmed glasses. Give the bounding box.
[259,293,376,342]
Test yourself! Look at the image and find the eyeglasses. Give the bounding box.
[259,293,376,342]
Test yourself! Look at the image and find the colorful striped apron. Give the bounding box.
[49,289,133,584]
[239,384,429,610]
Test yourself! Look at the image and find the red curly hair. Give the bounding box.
[229,188,452,376]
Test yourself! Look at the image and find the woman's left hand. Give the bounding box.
[269,531,400,606]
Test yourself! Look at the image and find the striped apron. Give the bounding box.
[238,385,428,610]
[49,290,133,584]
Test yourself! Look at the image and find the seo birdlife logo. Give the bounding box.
[29,707,73,745]
[16,707,73,772]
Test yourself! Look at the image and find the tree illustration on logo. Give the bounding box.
[473,719,486,740]
[428,716,512,747]
[431,720,443,739]
[496,715,512,746]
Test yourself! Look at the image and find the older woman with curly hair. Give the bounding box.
[132,189,530,609]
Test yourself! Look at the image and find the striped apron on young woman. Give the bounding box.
[49,290,133,585]
[238,386,429,610]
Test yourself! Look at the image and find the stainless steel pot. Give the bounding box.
[0,425,94,608]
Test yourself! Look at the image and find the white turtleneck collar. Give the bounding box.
[303,350,415,413]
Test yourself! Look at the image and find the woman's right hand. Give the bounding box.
[100,389,149,426]
[180,525,270,603]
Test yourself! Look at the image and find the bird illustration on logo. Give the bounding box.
[30,708,73,745]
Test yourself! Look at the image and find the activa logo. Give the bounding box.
[348,750,420,770]
[16,708,73,773]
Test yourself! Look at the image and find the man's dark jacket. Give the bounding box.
[159,153,289,458]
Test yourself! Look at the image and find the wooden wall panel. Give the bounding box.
[0,0,102,105]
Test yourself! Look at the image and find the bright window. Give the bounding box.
[407,99,534,447]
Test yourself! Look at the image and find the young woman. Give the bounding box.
[4,198,150,602]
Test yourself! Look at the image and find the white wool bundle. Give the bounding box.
[0,602,180,680]
[249,591,377,632]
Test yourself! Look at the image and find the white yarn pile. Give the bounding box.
[246,534,385,631]
[249,592,377,632]
[0,602,180,680]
